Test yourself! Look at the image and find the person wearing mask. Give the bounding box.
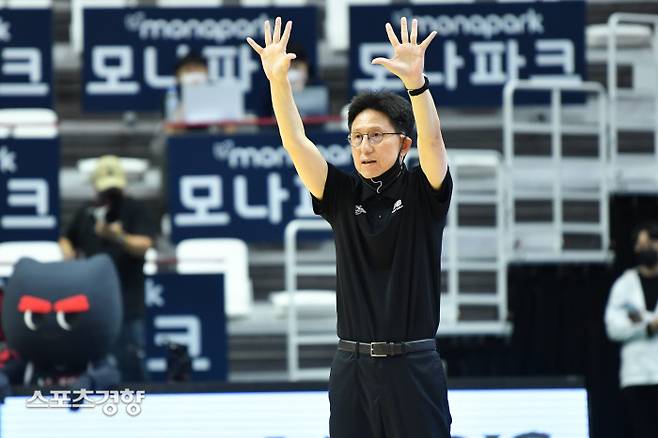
[59,155,158,382]
[175,52,209,88]
[248,16,452,437]
[165,52,209,125]
[605,221,658,438]
[258,42,328,118]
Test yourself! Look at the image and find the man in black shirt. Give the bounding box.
[59,155,157,382]
[248,16,451,437]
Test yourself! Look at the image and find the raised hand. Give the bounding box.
[372,17,437,90]
[246,17,296,83]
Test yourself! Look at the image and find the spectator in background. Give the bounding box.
[59,155,158,383]
[164,52,209,125]
[175,52,209,87]
[605,221,658,438]
[258,42,329,119]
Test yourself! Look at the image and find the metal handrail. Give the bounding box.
[607,13,658,175]
[284,219,333,381]
[503,79,609,260]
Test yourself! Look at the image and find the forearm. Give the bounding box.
[247,17,327,198]
[270,78,310,148]
[58,237,76,260]
[410,87,445,152]
[117,234,152,258]
[409,84,448,188]
[269,77,327,198]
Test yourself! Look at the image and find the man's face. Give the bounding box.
[176,64,209,86]
[350,109,409,179]
[288,60,309,92]
[635,229,658,254]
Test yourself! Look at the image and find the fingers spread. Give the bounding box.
[385,23,400,46]
[420,30,437,50]
[410,18,418,44]
[273,16,282,43]
[246,37,263,54]
[281,20,293,47]
[400,17,409,44]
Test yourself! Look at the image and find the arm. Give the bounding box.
[247,18,328,199]
[604,278,650,342]
[649,318,658,337]
[372,17,447,190]
[58,237,76,260]
[95,221,153,258]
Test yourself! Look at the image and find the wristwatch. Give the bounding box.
[114,230,127,246]
[407,75,430,96]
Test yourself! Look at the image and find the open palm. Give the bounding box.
[372,17,437,89]
[246,17,296,82]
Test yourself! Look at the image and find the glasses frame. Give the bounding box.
[347,131,404,148]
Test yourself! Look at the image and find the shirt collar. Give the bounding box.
[358,161,407,202]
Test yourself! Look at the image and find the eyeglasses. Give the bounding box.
[347,132,403,148]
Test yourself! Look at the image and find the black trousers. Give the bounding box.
[113,318,148,383]
[622,384,658,438]
[328,349,452,438]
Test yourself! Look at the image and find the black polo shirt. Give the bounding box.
[312,163,452,343]
[65,197,158,321]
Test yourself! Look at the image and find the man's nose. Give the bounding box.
[360,140,375,154]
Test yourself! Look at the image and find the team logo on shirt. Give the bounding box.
[392,199,404,214]
[354,205,367,216]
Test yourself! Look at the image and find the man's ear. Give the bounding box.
[400,136,413,161]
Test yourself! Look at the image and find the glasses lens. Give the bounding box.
[349,133,363,147]
[370,132,383,145]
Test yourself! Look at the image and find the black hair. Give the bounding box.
[347,91,415,140]
[287,42,315,79]
[174,52,208,76]
[632,220,658,244]
[287,42,308,64]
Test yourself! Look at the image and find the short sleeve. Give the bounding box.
[418,167,452,220]
[124,200,158,240]
[311,163,352,224]
[64,206,86,248]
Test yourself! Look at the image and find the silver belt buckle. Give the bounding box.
[370,342,388,358]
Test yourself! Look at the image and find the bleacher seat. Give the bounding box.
[587,23,652,48]
[0,0,51,7]
[176,238,253,318]
[77,156,149,177]
[0,241,63,278]
[0,108,57,139]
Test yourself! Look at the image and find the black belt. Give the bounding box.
[338,338,436,358]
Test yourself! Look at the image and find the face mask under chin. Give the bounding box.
[636,248,658,269]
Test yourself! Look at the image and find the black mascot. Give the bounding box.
[0,254,122,398]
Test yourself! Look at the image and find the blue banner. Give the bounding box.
[145,273,227,381]
[0,8,53,108]
[82,7,317,112]
[167,131,353,243]
[349,1,586,106]
[0,137,59,242]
